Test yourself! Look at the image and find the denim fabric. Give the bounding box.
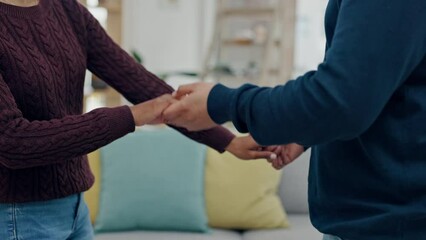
[0,194,93,240]
[323,235,344,240]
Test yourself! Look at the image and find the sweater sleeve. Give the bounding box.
[0,74,135,169]
[208,0,426,146]
[75,2,234,152]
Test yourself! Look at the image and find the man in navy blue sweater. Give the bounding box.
[163,0,426,239]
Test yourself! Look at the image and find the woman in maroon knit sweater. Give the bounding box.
[0,0,275,238]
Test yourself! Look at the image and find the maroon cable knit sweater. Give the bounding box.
[0,0,234,203]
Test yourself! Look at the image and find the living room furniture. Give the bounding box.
[92,129,321,240]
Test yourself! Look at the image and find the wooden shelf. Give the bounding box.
[221,7,275,17]
[222,38,255,46]
[221,39,281,47]
[201,0,296,86]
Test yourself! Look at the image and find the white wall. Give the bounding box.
[123,0,204,73]
[122,0,328,78]
[293,0,328,76]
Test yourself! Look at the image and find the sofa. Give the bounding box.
[91,131,322,240]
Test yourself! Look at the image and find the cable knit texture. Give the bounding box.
[0,0,234,203]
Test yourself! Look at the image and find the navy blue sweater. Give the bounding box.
[208,0,426,239]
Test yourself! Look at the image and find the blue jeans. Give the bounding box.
[323,235,344,240]
[0,194,93,240]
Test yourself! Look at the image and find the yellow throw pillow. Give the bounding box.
[205,148,289,230]
[84,150,101,224]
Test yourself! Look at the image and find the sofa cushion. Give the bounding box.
[94,128,208,233]
[279,150,311,214]
[205,149,289,230]
[242,214,322,240]
[95,229,242,240]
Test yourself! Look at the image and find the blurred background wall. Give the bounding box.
[122,0,328,77]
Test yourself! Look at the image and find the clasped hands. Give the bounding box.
[130,82,304,170]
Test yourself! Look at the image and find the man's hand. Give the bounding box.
[162,82,217,131]
[266,143,305,170]
[226,135,276,160]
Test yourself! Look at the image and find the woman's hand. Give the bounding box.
[130,94,176,126]
[266,143,305,170]
[225,135,275,160]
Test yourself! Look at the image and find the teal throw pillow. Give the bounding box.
[94,128,208,233]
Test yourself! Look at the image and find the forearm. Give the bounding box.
[0,106,134,169]
[82,4,235,152]
[208,0,426,146]
[169,125,235,153]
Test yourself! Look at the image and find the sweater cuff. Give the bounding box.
[207,84,236,124]
[207,126,236,153]
[106,105,135,139]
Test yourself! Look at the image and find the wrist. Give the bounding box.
[130,105,143,126]
[224,137,237,152]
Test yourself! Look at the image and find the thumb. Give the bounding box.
[249,151,276,160]
[173,83,197,99]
